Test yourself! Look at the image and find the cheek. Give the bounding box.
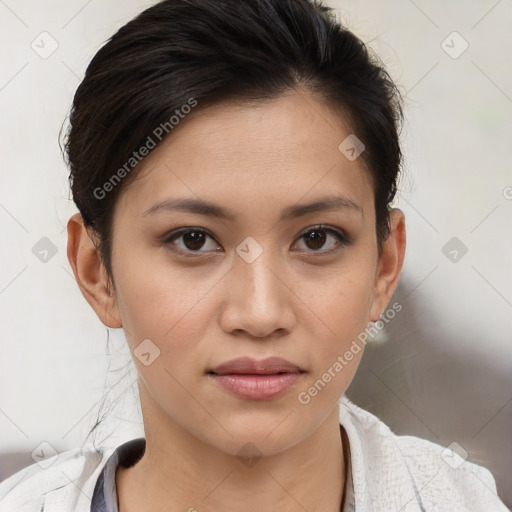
[302,255,375,334]
[329,277,374,336]
[112,249,218,359]
[297,261,375,396]
[112,262,217,416]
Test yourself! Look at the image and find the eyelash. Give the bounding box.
[161,225,352,257]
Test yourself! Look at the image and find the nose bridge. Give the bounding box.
[235,239,282,309]
[220,235,294,337]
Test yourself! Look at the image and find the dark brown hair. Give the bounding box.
[64,0,403,290]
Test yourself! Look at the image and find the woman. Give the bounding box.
[0,0,507,510]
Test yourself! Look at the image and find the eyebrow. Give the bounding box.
[142,194,363,221]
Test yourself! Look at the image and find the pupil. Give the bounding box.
[184,231,205,250]
[306,230,326,250]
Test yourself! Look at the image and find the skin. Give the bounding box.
[67,89,405,512]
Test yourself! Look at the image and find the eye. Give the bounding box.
[162,225,351,257]
[293,225,351,254]
[163,228,221,255]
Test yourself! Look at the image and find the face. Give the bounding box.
[74,89,403,457]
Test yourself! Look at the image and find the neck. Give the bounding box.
[116,399,346,512]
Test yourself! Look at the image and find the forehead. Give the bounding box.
[116,90,374,222]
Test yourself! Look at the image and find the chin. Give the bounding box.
[208,415,306,456]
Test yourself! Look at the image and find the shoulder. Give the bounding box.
[338,396,508,511]
[0,442,116,512]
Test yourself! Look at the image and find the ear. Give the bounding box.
[66,213,122,328]
[369,208,406,322]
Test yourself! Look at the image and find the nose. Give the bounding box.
[219,247,296,339]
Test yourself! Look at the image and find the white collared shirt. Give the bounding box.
[0,396,507,511]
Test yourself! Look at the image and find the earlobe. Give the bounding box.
[369,209,406,322]
[66,213,122,328]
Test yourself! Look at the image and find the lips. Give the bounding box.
[208,356,304,376]
[207,357,305,400]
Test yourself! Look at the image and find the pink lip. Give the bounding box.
[209,356,303,375]
[209,373,302,400]
[207,357,304,400]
